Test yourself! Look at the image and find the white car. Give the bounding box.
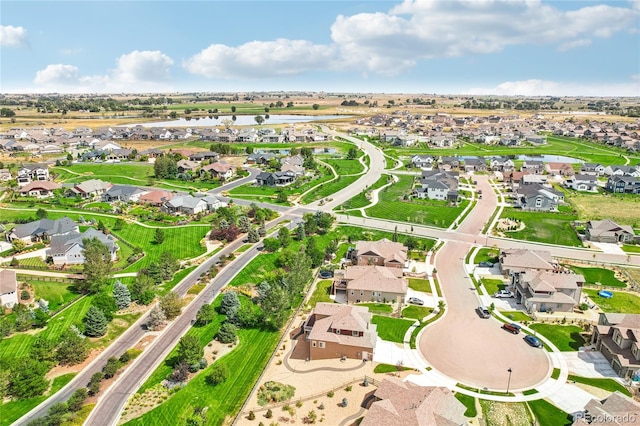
[408,297,425,306]
[494,290,514,298]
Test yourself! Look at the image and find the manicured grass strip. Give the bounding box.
[499,311,533,322]
[551,368,561,380]
[474,248,499,264]
[458,383,514,397]
[408,278,431,293]
[373,363,412,374]
[522,389,539,395]
[125,327,280,426]
[235,244,253,253]
[584,289,640,314]
[338,175,389,210]
[409,308,445,349]
[568,375,632,397]
[300,174,360,204]
[0,373,76,426]
[569,266,626,287]
[454,393,477,417]
[622,245,640,254]
[481,278,505,295]
[402,306,433,321]
[529,324,585,351]
[527,399,572,426]
[499,208,582,247]
[307,280,333,308]
[357,303,393,314]
[370,316,414,343]
[323,158,365,175]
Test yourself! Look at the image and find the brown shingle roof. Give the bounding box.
[355,238,407,265]
[343,266,407,294]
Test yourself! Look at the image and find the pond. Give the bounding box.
[126,114,351,127]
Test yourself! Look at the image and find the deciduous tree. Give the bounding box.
[81,238,113,293]
[56,328,89,365]
[159,292,182,320]
[177,335,203,365]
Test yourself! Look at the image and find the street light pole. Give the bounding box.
[506,367,513,394]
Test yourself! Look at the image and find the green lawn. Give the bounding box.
[402,306,434,321]
[357,303,393,315]
[529,324,585,351]
[454,393,477,417]
[584,289,640,313]
[569,266,626,287]
[551,368,561,380]
[622,245,640,254]
[499,208,582,247]
[474,248,499,264]
[370,316,414,343]
[299,174,361,204]
[26,278,80,312]
[338,175,389,210]
[306,280,333,308]
[365,175,468,228]
[228,167,333,200]
[373,363,412,374]
[527,399,572,426]
[52,163,154,182]
[0,373,77,426]
[567,375,632,397]
[126,326,280,426]
[482,278,505,295]
[408,278,431,293]
[323,158,365,175]
[499,311,533,322]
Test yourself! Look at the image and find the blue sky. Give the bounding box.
[1,0,639,96]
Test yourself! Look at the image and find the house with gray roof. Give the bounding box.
[0,269,18,308]
[515,183,563,211]
[413,169,459,203]
[409,154,434,169]
[606,176,640,194]
[67,179,112,199]
[585,219,637,244]
[16,163,49,187]
[574,391,640,425]
[102,185,149,202]
[162,194,226,215]
[565,174,598,192]
[255,171,296,186]
[47,228,119,265]
[592,313,640,381]
[580,163,605,176]
[7,217,79,244]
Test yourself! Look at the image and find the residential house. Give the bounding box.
[0,169,12,181]
[438,156,460,171]
[0,269,18,308]
[102,185,149,203]
[188,151,219,162]
[463,157,487,173]
[574,391,640,426]
[261,133,284,143]
[67,179,112,199]
[48,228,119,265]
[545,162,575,177]
[200,161,235,180]
[176,159,200,174]
[580,163,605,176]
[592,313,640,380]
[603,165,640,177]
[521,160,544,174]
[7,217,79,244]
[19,181,60,198]
[396,134,418,147]
[499,249,559,276]
[513,270,584,313]
[302,302,377,361]
[351,238,407,269]
[525,134,547,145]
[409,155,434,169]
[515,183,563,211]
[565,174,598,192]
[16,164,49,186]
[520,174,548,186]
[255,171,296,186]
[138,190,175,207]
[360,377,468,426]
[163,194,226,215]
[414,170,459,203]
[500,135,521,146]
[280,163,305,176]
[245,152,277,165]
[333,265,407,304]
[280,154,304,167]
[429,134,455,147]
[585,219,637,244]
[606,176,640,194]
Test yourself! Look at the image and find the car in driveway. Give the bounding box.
[524,335,543,348]
[476,305,491,318]
[478,261,494,268]
[408,297,424,306]
[502,323,521,334]
[494,290,514,298]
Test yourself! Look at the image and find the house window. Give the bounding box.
[352,330,359,337]
[535,198,543,208]
[312,341,316,347]
[318,342,325,349]
[615,332,622,346]
[336,329,341,335]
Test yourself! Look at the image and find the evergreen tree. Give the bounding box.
[195,303,215,325]
[258,223,267,237]
[83,306,108,337]
[247,228,260,243]
[67,388,88,412]
[153,228,165,244]
[278,226,291,248]
[56,328,90,365]
[216,322,237,344]
[159,292,182,320]
[9,358,49,399]
[31,335,58,362]
[177,335,203,365]
[295,224,306,241]
[158,252,179,281]
[238,216,251,233]
[220,291,240,316]
[92,292,118,321]
[131,273,155,305]
[113,280,131,310]
[147,304,166,331]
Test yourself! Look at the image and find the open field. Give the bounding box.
[26,278,80,312]
[366,175,467,228]
[584,289,640,313]
[499,208,582,247]
[564,192,640,227]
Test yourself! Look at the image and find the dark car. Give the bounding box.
[502,323,521,334]
[318,270,334,279]
[478,261,494,268]
[476,305,490,319]
[524,335,543,348]
[408,297,424,306]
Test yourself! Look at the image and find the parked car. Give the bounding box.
[502,323,521,334]
[318,270,334,279]
[408,297,424,306]
[478,261,494,268]
[494,290,514,298]
[524,335,543,348]
[476,305,491,318]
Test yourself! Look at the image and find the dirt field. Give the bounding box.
[568,193,640,227]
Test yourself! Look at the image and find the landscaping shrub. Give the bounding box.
[206,365,229,386]
[257,381,296,406]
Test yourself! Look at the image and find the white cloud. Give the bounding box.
[184,39,335,79]
[330,0,639,73]
[0,25,28,47]
[114,50,174,83]
[467,78,640,97]
[32,50,175,93]
[557,39,591,52]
